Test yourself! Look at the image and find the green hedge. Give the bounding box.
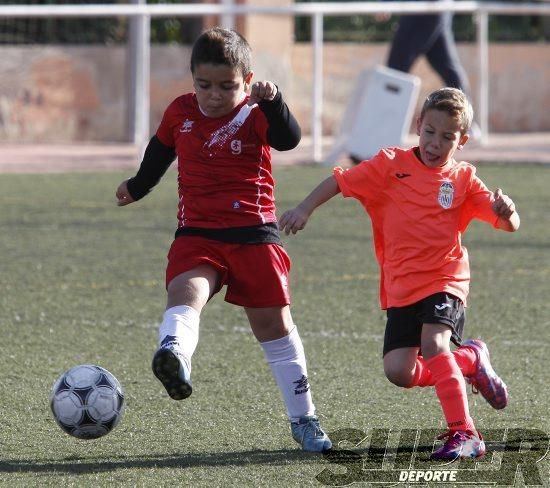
[0,0,202,44]
[294,1,550,42]
[0,0,547,44]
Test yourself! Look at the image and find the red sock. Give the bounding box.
[408,346,478,388]
[426,352,476,432]
[407,356,434,387]
[453,346,477,377]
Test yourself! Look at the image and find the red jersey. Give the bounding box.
[333,147,499,309]
[156,93,275,229]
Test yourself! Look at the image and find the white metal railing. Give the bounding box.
[1,2,549,160]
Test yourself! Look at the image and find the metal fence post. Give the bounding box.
[476,9,489,145]
[312,11,324,162]
[128,0,150,151]
[220,0,236,29]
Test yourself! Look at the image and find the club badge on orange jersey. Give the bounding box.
[438,181,454,209]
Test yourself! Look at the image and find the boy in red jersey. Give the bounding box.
[280,87,520,460]
[115,27,331,452]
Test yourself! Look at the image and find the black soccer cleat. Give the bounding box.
[152,346,193,400]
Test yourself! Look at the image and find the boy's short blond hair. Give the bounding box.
[420,88,474,134]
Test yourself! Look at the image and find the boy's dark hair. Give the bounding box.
[420,87,474,134]
[190,27,252,77]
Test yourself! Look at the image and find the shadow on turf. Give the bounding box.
[1,431,547,475]
[0,448,323,474]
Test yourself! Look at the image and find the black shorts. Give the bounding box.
[383,292,465,356]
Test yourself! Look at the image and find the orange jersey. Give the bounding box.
[333,147,499,309]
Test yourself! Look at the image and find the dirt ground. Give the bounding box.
[0,133,549,173]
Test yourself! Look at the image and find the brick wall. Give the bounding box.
[0,41,548,142]
[291,42,550,135]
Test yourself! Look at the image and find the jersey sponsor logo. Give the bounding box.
[232,200,241,209]
[395,172,411,179]
[438,181,454,209]
[293,375,310,395]
[230,139,242,155]
[179,119,194,133]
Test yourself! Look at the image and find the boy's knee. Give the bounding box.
[384,364,413,388]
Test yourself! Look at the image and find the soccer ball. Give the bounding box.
[50,364,125,439]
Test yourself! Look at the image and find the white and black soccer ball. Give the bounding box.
[50,364,125,440]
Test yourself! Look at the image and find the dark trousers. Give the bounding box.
[387,12,471,93]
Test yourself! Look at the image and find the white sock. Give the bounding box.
[260,326,315,422]
[158,305,200,368]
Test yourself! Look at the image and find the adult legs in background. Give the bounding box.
[387,14,445,73]
[425,12,471,92]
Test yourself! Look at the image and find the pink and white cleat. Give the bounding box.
[431,430,486,460]
[462,339,509,410]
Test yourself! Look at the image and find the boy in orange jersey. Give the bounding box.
[115,27,331,452]
[279,87,520,460]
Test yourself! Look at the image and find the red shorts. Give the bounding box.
[166,236,292,308]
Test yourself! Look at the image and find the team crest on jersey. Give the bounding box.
[230,139,242,155]
[438,181,454,209]
[180,119,194,133]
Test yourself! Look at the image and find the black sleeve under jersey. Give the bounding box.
[258,90,301,151]
[126,135,177,201]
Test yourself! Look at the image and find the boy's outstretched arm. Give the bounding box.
[279,175,340,235]
[115,136,176,206]
[492,188,520,232]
